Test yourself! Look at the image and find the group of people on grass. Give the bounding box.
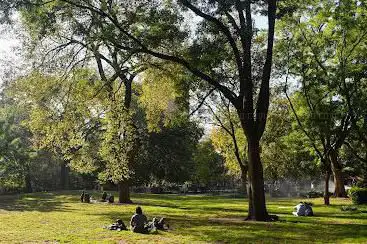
[107,206,169,234]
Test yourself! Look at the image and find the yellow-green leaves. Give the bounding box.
[139,65,187,132]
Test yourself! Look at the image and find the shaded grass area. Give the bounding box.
[0,191,366,243]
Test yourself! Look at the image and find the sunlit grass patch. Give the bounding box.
[0,191,366,243]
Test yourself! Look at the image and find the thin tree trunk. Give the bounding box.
[118,180,132,203]
[247,179,254,219]
[60,161,69,190]
[247,139,268,221]
[324,170,330,205]
[240,167,253,219]
[329,150,347,197]
[24,168,32,193]
[240,167,248,195]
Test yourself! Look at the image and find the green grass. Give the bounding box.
[0,191,366,243]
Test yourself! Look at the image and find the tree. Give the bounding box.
[139,65,202,185]
[261,97,320,185]
[193,139,226,189]
[0,95,34,193]
[210,123,246,187]
[277,0,367,198]
[14,1,153,202]
[6,0,278,220]
[207,96,249,189]
[144,121,202,184]
[9,70,143,201]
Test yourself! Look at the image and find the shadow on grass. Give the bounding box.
[2,191,364,243]
[158,214,367,243]
[97,193,367,242]
[84,199,367,243]
[0,192,67,212]
[132,200,247,215]
[313,212,367,220]
[87,210,133,223]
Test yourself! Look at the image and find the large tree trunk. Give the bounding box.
[118,180,132,203]
[60,161,69,190]
[324,170,330,205]
[329,150,347,197]
[247,139,268,221]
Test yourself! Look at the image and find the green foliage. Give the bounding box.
[99,104,139,183]
[261,97,319,181]
[5,0,367,205]
[7,70,144,186]
[349,187,367,204]
[0,95,33,192]
[140,65,189,132]
[9,71,104,172]
[137,64,202,185]
[275,0,367,184]
[301,191,324,199]
[6,66,204,187]
[210,125,245,177]
[143,119,203,184]
[192,139,226,186]
[0,88,67,193]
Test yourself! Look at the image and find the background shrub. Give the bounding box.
[348,187,367,204]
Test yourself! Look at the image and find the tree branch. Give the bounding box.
[255,0,276,139]
[190,87,216,116]
[179,0,244,84]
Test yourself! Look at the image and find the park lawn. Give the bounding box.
[0,192,366,243]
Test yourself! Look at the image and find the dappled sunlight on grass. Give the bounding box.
[0,191,366,243]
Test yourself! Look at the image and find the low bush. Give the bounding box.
[341,206,358,211]
[348,187,367,204]
[300,191,324,198]
[270,189,287,197]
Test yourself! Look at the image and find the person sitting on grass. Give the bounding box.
[130,206,149,233]
[152,217,169,230]
[107,219,127,231]
[293,202,313,216]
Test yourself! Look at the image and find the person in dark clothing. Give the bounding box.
[152,217,169,230]
[130,206,149,233]
[293,202,313,216]
[107,219,127,231]
[101,192,108,202]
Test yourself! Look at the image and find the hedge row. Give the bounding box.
[348,187,367,204]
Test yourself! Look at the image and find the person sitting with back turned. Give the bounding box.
[130,206,149,233]
[293,202,313,216]
[293,202,306,216]
[304,202,314,216]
